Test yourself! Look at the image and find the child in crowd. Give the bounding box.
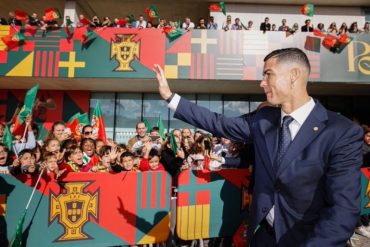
[89,145,117,173]
[43,151,67,179]
[11,149,38,176]
[112,151,140,172]
[0,144,12,174]
[80,138,99,167]
[62,145,85,172]
[139,143,165,171]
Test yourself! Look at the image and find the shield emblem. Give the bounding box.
[66,201,84,223]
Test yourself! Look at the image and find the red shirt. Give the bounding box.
[139,158,165,171]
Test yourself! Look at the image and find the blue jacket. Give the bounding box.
[173,96,363,247]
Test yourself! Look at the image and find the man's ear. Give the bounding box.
[290,67,300,86]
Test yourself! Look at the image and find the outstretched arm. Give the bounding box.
[153,64,173,101]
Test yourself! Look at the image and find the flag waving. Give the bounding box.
[301,4,314,17]
[156,113,166,140]
[91,101,106,142]
[44,7,61,22]
[66,112,89,140]
[2,125,14,150]
[144,5,160,22]
[209,2,226,15]
[12,84,39,136]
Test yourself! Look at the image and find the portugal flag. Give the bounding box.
[66,113,89,140]
[12,84,39,136]
[209,2,226,15]
[301,4,314,17]
[144,5,159,22]
[1,32,25,50]
[91,101,106,142]
[44,7,61,22]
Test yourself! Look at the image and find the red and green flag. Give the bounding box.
[209,2,226,15]
[144,5,160,22]
[15,10,28,21]
[117,19,128,26]
[81,29,95,45]
[66,112,89,140]
[1,32,25,50]
[79,16,91,26]
[12,84,39,136]
[322,34,338,48]
[44,7,61,22]
[313,29,325,37]
[162,26,183,41]
[301,4,314,17]
[338,33,353,44]
[91,101,106,143]
[156,113,166,140]
[2,125,14,151]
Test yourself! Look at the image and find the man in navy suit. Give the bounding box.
[153,48,363,246]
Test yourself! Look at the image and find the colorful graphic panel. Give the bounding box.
[0,171,171,246]
[176,169,251,240]
[0,26,369,83]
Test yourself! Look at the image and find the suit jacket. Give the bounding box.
[173,97,363,247]
[301,26,313,32]
[260,22,271,31]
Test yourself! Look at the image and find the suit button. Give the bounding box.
[262,207,268,213]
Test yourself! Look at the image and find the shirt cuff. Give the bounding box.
[168,93,181,112]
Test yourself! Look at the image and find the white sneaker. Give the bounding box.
[355,226,370,238]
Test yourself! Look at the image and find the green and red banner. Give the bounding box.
[0,171,172,246]
[91,101,106,142]
[0,26,369,83]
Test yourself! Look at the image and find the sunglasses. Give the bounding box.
[84,131,93,135]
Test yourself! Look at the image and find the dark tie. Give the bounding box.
[277,116,294,166]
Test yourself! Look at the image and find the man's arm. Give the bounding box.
[153,64,251,143]
[301,124,363,247]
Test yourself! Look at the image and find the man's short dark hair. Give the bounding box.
[120,151,134,161]
[264,48,311,73]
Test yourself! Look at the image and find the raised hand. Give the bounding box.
[153,64,173,100]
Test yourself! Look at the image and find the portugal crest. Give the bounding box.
[49,182,99,241]
[110,34,140,71]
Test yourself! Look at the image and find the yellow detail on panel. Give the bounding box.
[0,25,10,51]
[137,213,171,244]
[6,52,34,76]
[164,65,178,79]
[178,53,191,66]
[177,205,210,240]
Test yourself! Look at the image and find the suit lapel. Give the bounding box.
[276,101,328,177]
[258,108,280,180]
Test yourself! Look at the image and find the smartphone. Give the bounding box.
[149,135,160,141]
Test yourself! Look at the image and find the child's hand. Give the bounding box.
[176,148,185,159]
[90,166,98,172]
[12,159,20,167]
[109,146,118,161]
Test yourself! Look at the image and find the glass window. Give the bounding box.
[197,94,223,113]
[143,93,169,134]
[250,95,265,112]
[115,93,142,144]
[223,95,250,117]
[90,93,115,140]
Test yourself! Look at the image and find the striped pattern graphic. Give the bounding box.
[218,30,243,55]
[33,50,60,77]
[31,29,63,50]
[215,55,244,80]
[190,53,215,79]
[138,171,169,209]
[307,54,320,80]
[243,31,269,55]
